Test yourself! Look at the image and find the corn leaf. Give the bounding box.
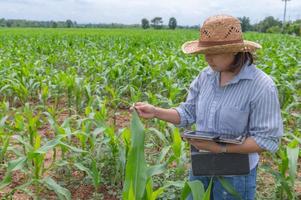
[43,176,71,200]
[123,110,147,199]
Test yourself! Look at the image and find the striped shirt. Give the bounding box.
[173,61,283,170]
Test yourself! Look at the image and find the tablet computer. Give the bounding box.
[182,130,246,144]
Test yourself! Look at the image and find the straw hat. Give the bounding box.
[182,15,262,55]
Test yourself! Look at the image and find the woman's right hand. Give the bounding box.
[130,102,156,119]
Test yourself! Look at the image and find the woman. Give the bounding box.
[132,15,283,200]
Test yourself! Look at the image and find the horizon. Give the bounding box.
[0,0,300,26]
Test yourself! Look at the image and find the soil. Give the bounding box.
[1,107,300,199]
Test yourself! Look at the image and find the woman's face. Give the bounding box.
[205,53,236,72]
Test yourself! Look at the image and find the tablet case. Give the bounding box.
[190,145,250,176]
[183,130,247,144]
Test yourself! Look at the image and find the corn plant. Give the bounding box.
[39,84,49,110]
[123,110,210,199]
[0,103,87,198]
[262,134,300,200]
[1,133,75,199]
[0,114,10,164]
[0,28,300,198]
[74,157,101,193]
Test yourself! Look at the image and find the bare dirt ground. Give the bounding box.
[0,107,300,199]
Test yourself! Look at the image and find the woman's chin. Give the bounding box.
[210,66,221,71]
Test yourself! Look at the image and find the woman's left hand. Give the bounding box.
[187,139,222,153]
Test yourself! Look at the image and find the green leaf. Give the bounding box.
[0,115,9,127]
[291,134,301,144]
[8,157,27,171]
[74,160,101,189]
[91,159,101,188]
[121,128,131,147]
[0,135,10,161]
[202,178,213,200]
[158,146,171,163]
[123,110,147,200]
[128,181,136,200]
[172,128,182,159]
[0,172,12,190]
[147,163,166,177]
[218,177,243,200]
[35,138,61,154]
[92,127,105,138]
[60,142,87,153]
[13,135,32,150]
[74,162,93,178]
[181,180,204,200]
[148,127,168,144]
[188,180,204,200]
[145,178,153,200]
[145,178,181,200]
[164,180,185,188]
[151,187,165,200]
[43,176,71,200]
[180,181,196,200]
[287,145,299,183]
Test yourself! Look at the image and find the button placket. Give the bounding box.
[207,78,223,130]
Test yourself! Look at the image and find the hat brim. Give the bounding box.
[181,40,262,55]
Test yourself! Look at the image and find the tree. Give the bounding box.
[238,16,252,32]
[266,26,282,33]
[66,19,73,28]
[253,16,282,32]
[151,17,163,29]
[0,18,5,27]
[168,17,177,29]
[6,20,12,27]
[141,18,150,29]
[51,21,58,28]
[284,22,301,36]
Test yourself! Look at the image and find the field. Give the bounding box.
[0,28,300,199]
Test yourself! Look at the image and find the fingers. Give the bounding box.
[130,105,141,113]
[135,105,148,112]
[187,139,197,145]
[130,102,147,112]
[186,138,195,142]
[129,102,155,119]
[130,102,142,112]
[129,103,145,117]
[136,109,143,116]
[129,106,135,112]
[134,102,146,106]
[129,105,137,113]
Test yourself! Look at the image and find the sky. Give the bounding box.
[0,0,300,26]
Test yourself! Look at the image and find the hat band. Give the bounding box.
[198,39,243,47]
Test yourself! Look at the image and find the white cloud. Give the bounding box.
[0,0,300,25]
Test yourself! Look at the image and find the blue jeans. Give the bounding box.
[187,166,257,200]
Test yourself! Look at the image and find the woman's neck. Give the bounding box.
[219,66,242,87]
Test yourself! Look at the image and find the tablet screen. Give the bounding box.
[182,131,246,144]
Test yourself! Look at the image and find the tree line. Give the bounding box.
[0,18,141,28]
[141,17,177,29]
[0,19,78,28]
[238,16,301,36]
[141,16,301,36]
[0,16,300,36]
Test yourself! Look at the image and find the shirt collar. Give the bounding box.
[206,60,255,85]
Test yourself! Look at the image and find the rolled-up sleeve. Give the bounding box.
[171,74,201,128]
[249,84,283,153]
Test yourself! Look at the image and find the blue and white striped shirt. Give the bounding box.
[173,61,283,170]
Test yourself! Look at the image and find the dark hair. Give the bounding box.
[230,52,254,72]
